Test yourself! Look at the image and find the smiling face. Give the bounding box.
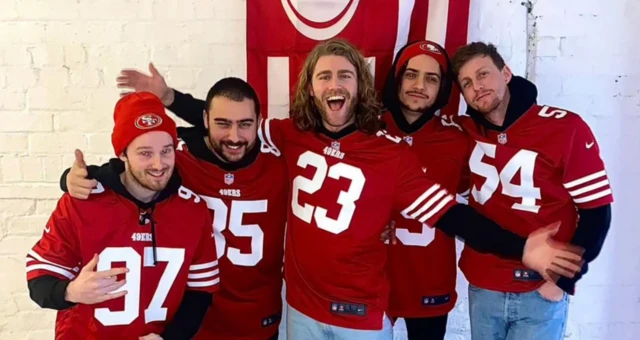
[309,55,358,131]
[121,130,175,192]
[204,96,258,163]
[457,55,512,115]
[398,54,442,117]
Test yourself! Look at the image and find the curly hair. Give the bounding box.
[291,39,384,134]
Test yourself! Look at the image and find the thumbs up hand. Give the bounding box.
[116,62,174,106]
[67,149,98,200]
[65,253,129,305]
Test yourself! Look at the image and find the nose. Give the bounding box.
[228,124,240,142]
[151,154,163,169]
[413,75,426,90]
[472,80,484,92]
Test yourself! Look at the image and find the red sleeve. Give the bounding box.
[26,195,81,281]
[562,118,614,209]
[393,147,458,227]
[186,208,220,294]
[257,117,289,157]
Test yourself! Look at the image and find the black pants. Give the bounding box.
[402,314,448,340]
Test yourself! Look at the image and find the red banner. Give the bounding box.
[247,0,471,118]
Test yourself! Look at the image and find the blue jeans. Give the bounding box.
[468,284,569,340]
[286,304,393,340]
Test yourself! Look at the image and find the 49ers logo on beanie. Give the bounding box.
[135,114,163,130]
[111,92,178,156]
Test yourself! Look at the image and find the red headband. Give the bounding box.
[395,41,449,77]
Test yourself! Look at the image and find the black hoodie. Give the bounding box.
[32,160,212,340]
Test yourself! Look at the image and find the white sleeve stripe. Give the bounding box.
[187,269,219,279]
[564,170,607,188]
[573,189,612,204]
[258,119,281,156]
[418,195,455,223]
[189,260,218,271]
[401,184,440,216]
[568,179,610,197]
[26,264,76,280]
[408,189,447,219]
[187,277,220,288]
[27,250,75,271]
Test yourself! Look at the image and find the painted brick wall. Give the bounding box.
[0,1,637,339]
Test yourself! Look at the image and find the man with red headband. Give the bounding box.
[26,92,219,339]
[381,40,468,340]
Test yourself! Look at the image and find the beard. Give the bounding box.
[208,133,253,163]
[313,89,357,128]
[474,92,502,115]
[400,98,431,114]
[128,164,172,192]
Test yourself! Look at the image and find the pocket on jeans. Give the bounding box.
[534,290,566,303]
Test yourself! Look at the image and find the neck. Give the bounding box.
[401,107,422,124]
[322,116,355,133]
[120,172,159,203]
[484,89,510,126]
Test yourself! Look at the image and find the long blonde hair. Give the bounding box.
[291,39,384,134]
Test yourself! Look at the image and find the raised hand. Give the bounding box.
[139,334,163,340]
[116,62,174,106]
[522,221,585,283]
[65,253,129,305]
[67,149,98,200]
[381,220,397,245]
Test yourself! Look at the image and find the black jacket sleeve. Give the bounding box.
[161,291,212,340]
[436,204,526,261]
[556,204,612,294]
[166,89,207,130]
[28,276,76,310]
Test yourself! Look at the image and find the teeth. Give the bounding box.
[327,95,345,101]
[226,145,241,150]
[148,171,164,177]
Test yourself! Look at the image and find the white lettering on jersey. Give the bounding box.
[469,141,541,213]
[131,233,153,242]
[199,196,267,267]
[178,186,201,203]
[376,130,403,143]
[94,247,185,326]
[218,189,242,197]
[323,146,345,159]
[291,151,366,235]
[538,106,568,119]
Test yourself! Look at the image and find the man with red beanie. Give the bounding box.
[381,40,469,340]
[26,92,219,340]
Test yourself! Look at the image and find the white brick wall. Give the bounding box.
[1,1,637,339]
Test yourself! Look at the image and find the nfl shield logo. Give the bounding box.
[497,133,508,145]
[404,136,413,146]
[331,141,340,150]
[224,173,234,185]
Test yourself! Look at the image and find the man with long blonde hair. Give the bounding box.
[257,38,582,339]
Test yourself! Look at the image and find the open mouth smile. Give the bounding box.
[326,95,346,111]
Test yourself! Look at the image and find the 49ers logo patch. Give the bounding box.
[135,113,162,129]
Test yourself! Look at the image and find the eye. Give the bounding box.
[427,76,438,83]
[339,74,351,79]
[405,73,416,79]
[161,148,173,155]
[140,151,151,157]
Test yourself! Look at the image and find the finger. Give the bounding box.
[544,269,561,283]
[95,267,129,278]
[74,149,87,169]
[149,62,160,77]
[389,220,395,228]
[101,279,127,293]
[96,289,127,303]
[552,259,582,275]
[116,81,135,89]
[553,246,584,262]
[82,253,99,272]
[548,263,576,279]
[119,91,134,98]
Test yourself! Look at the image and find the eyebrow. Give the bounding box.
[316,69,356,78]
[213,118,255,123]
[136,144,173,151]
[406,68,441,78]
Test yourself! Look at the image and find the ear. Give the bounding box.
[502,65,513,83]
[308,83,315,98]
[203,110,209,129]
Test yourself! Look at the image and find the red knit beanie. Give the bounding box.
[395,40,449,77]
[111,92,178,156]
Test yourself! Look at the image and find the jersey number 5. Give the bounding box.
[292,151,366,234]
[94,247,184,326]
[200,195,267,267]
[470,141,541,213]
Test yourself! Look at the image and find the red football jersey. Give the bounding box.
[26,185,219,340]
[458,105,614,293]
[175,133,288,340]
[383,113,470,318]
[258,118,458,330]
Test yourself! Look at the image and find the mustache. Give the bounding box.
[221,141,248,147]
[405,91,427,97]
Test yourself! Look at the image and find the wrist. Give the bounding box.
[161,88,175,107]
[64,281,77,303]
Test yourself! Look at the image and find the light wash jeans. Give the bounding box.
[286,303,393,340]
[468,284,569,340]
